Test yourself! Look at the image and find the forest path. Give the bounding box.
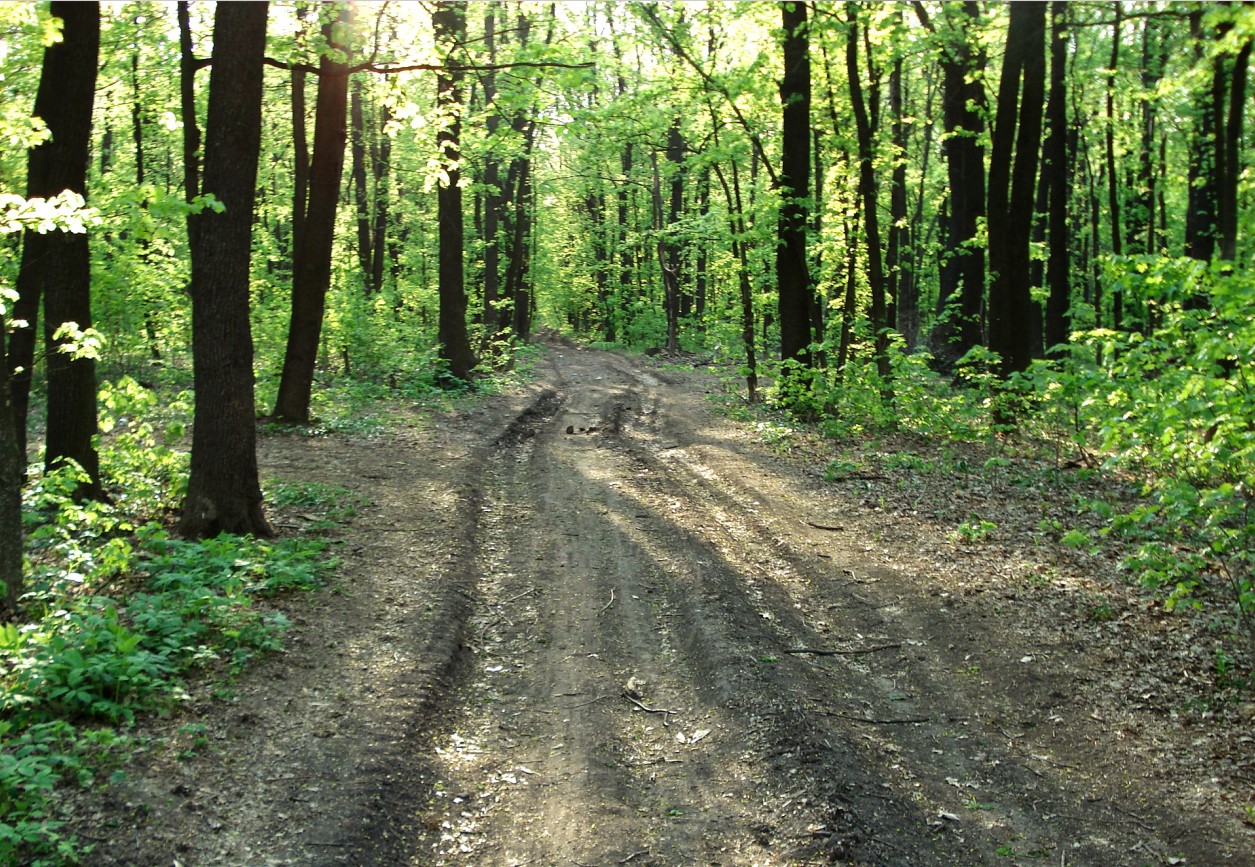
[79,340,1250,866]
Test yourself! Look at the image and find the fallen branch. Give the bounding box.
[804,520,845,531]
[600,588,615,614]
[785,643,901,656]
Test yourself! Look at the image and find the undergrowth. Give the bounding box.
[735,259,1253,675]
[1,377,338,865]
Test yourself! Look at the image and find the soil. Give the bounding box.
[70,338,1254,866]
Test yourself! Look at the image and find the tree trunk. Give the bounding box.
[9,3,103,499]
[434,0,475,380]
[178,1,202,245]
[777,0,813,372]
[1185,9,1220,267]
[179,1,273,539]
[661,118,684,354]
[370,97,391,296]
[1129,17,1162,258]
[1044,0,1071,355]
[919,0,986,372]
[481,4,503,346]
[1105,5,1123,329]
[291,64,309,262]
[0,309,21,614]
[987,0,1045,380]
[847,3,891,388]
[272,4,352,422]
[350,76,373,289]
[1219,37,1251,261]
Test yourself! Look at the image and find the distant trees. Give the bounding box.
[0,1,1253,563]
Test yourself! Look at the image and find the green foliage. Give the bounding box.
[953,517,997,543]
[1043,260,1255,649]
[1,380,336,864]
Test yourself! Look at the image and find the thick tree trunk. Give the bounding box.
[434,0,476,380]
[272,5,352,422]
[987,1,1046,380]
[777,1,813,372]
[179,1,273,539]
[9,3,103,499]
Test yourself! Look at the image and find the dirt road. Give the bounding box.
[82,342,1252,865]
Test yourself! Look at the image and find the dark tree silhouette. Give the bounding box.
[179,1,273,539]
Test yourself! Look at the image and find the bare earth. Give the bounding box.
[74,340,1254,866]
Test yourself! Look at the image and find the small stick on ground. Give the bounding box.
[622,691,676,726]
[600,588,615,614]
[785,643,901,656]
[825,712,931,725]
[804,520,845,531]
[504,586,538,606]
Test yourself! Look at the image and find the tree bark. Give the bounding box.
[777,0,814,373]
[350,76,373,288]
[179,1,273,539]
[847,3,891,388]
[9,2,103,499]
[1219,36,1251,261]
[1185,9,1220,267]
[987,0,1046,379]
[1105,5,1124,329]
[434,0,476,380]
[0,310,21,613]
[481,4,503,345]
[178,1,202,245]
[661,118,684,354]
[1044,1,1071,355]
[273,4,352,422]
[917,1,986,372]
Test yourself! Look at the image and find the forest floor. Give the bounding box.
[70,337,1254,866]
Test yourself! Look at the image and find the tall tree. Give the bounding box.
[179,1,273,539]
[350,75,373,288]
[1105,4,1124,329]
[986,0,1046,379]
[1184,8,1220,267]
[9,2,103,499]
[1043,0,1071,354]
[846,3,891,386]
[915,1,986,371]
[434,0,475,380]
[272,3,352,423]
[777,1,813,372]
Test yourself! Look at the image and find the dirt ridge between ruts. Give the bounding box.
[319,384,571,865]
